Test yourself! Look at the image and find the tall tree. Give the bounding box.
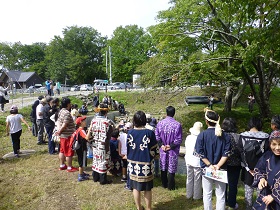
[45,26,107,84]
[108,25,155,82]
[141,0,280,117]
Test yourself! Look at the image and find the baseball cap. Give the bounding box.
[10,105,18,111]
[76,116,86,125]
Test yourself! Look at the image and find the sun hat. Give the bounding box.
[189,122,203,136]
[150,118,157,127]
[125,122,133,129]
[10,105,18,111]
[76,116,86,126]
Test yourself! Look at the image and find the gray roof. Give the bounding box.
[6,71,35,82]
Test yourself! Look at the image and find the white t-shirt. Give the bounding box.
[184,134,201,167]
[119,132,128,155]
[6,114,23,134]
[36,104,44,119]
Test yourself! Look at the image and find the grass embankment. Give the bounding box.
[0,87,279,210]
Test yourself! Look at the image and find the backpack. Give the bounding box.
[70,128,83,150]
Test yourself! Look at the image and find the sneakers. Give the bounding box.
[78,174,89,182]
[121,177,127,182]
[124,185,132,192]
[82,172,90,177]
[67,167,78,172]
[59,165,67,170]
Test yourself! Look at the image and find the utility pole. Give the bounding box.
[109,46,112,84]
[105,50,108,76]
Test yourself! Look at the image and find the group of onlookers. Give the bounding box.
[5,89,280,210]
[185,109,280,210]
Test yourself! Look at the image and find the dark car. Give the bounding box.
[185,96,222,105]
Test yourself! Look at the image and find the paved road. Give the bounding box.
[4,91,92,111]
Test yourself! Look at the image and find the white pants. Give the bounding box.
[186,165,202,199]
[202,176,226,210]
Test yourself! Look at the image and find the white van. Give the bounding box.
[94,79,108,90]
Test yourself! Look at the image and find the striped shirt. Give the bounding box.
[57,108,75,138]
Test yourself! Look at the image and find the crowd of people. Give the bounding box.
[3,89,280,210]
[186,109,280,210]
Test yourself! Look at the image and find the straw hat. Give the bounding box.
[189,122,203,136]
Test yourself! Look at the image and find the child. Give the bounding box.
[109,129,121,176]
[79,103,88,115]
[118,122,133,184]
[75,116,90,182]
[185,122,203,200]
[71,104,80,122]
[6,105,31,157]
[252,130,280,209]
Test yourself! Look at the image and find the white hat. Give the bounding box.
[189,122,203,136]
[125,122,133,129]
[146,113,151,119]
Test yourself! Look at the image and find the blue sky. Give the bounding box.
[0,0,170,44]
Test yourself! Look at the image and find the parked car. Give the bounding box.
[70,85,80,91]
[123,82,132,89]
[24,86,35,93]
[107,82,126,90]
[185,96,222,105]
[80,84,93,91]
[94,79,108,90]
[35,87,47,94]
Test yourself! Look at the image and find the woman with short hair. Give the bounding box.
[6,105,30,157]
[127,111,159,210]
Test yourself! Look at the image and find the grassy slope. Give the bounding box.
[0,87,279,210]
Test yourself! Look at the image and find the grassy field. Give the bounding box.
[0,87,278,210]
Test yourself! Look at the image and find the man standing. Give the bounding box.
[42,96,57,154]
[56,81,61,95]
[45,79,52,96]
[56,97,78,172]
[86,103,114,185]
[155,106,182,190]
[36,97,47,145]
[30,95,43,137]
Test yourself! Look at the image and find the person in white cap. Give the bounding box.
[185,121,203,200]
[6,105,30,157]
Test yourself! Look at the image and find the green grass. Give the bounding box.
[0,86,279,209]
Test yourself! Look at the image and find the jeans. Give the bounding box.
[202,176,226,210]
[45,126,55,154]
[244,184,260,210]
[186,165,202,199]
[226,165,241,208]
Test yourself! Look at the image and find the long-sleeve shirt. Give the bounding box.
[194,127,231,169]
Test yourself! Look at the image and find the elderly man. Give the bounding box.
[36,97,47,145]
[155,106,182,190]
[86,103,114,185]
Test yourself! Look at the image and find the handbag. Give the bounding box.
[51,128,60,143]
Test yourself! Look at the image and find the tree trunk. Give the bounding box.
[224,86,234,112]
[232,81,247,107]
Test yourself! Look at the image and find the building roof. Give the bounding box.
[5,71,35,82]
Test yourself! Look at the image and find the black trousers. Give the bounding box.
[11,130,22,155]
[92,171,108,185]
[161,170,175,190]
